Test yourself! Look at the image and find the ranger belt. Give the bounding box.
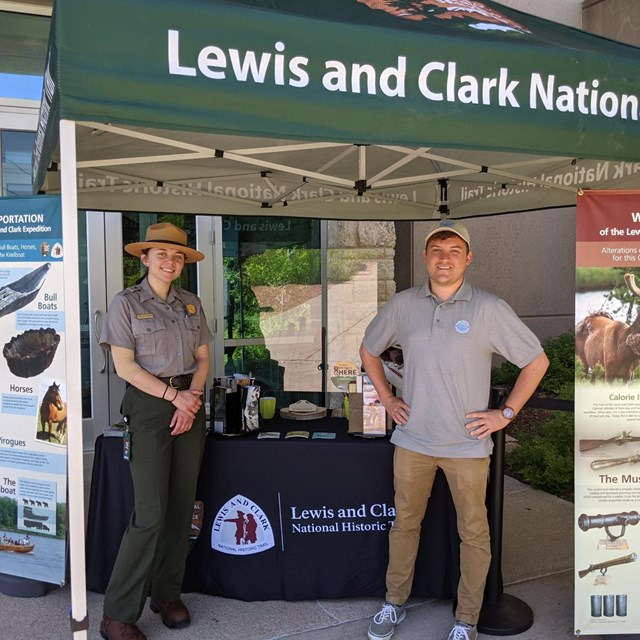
[158,373,193,390]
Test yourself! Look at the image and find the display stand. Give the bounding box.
[478,388,533,636]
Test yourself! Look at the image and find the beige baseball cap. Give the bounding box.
[424,220,471,249]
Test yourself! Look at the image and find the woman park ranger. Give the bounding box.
[99,222,213,640]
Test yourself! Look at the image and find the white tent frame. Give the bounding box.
[60,119,87,640]
[58,120,581,220]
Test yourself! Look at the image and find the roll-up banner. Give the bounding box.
[0,195,67,586]
[575,190,640,634]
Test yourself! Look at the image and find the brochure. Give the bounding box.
[312,432,336,440]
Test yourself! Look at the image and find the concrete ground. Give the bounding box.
[5,458,640,640]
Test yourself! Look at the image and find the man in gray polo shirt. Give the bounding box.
[360,220,549,640]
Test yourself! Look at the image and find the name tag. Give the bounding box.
[136,313,154,319]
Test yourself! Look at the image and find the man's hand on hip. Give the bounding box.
[464,409,509,439]
[381,396,411,425]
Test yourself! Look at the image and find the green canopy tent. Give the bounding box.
[34,0,640,219]
[29,1,640,638]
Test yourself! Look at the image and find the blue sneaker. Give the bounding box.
[368,602,406,640]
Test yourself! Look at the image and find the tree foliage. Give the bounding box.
[244,247,321,286]
[0,497,17,530]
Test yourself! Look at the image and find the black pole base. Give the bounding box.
[477,593,534,636]
[0,573,51,598]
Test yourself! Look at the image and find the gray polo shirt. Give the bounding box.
[100,277,213,378]
[362,280,543,458]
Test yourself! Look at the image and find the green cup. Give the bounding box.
[259,397,277,420]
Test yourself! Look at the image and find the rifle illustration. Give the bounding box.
[580,431,640,452]
[578,511,640,540]
[578,552,637,579]
[590,454,640,471]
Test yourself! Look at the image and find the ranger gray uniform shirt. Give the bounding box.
[99,277,213,377]
[362,280,543,458]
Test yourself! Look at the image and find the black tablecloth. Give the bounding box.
[85,433,135,593]
[86,418,460,601]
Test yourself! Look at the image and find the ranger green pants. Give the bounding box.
[103,386,206,623]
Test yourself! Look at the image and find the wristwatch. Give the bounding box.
[501,406,516,421]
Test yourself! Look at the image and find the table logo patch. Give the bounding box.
[211,494,275,555]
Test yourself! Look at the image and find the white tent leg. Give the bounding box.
[60,118,88,640]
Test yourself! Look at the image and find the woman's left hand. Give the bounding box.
[171,389,203,419]
[169,409,194,435]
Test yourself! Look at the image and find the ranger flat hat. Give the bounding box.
[424,219,471,249]
[125,222,204,263]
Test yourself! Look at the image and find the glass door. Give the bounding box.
[325,221,382,394]
[220,215,323,406]
[80,211,125,450]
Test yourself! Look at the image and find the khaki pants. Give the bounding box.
[386,446,491,625]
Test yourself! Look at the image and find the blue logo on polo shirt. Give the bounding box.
[455,320,470,334]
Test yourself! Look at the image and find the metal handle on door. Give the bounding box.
[93,310,107,374]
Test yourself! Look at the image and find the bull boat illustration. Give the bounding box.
[0,263,51,318]
[24,519,50,531]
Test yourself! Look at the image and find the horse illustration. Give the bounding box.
[39,382,67,441]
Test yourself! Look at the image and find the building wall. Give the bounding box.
[499,0,582,27]
[0,98,39,131]
[583,0,640,46]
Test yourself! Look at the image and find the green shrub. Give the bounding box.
[539,333,576,397]
[491,359,520,389]
[494,331,576,499]
[492,332,575,398]
[506,411,574,499]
